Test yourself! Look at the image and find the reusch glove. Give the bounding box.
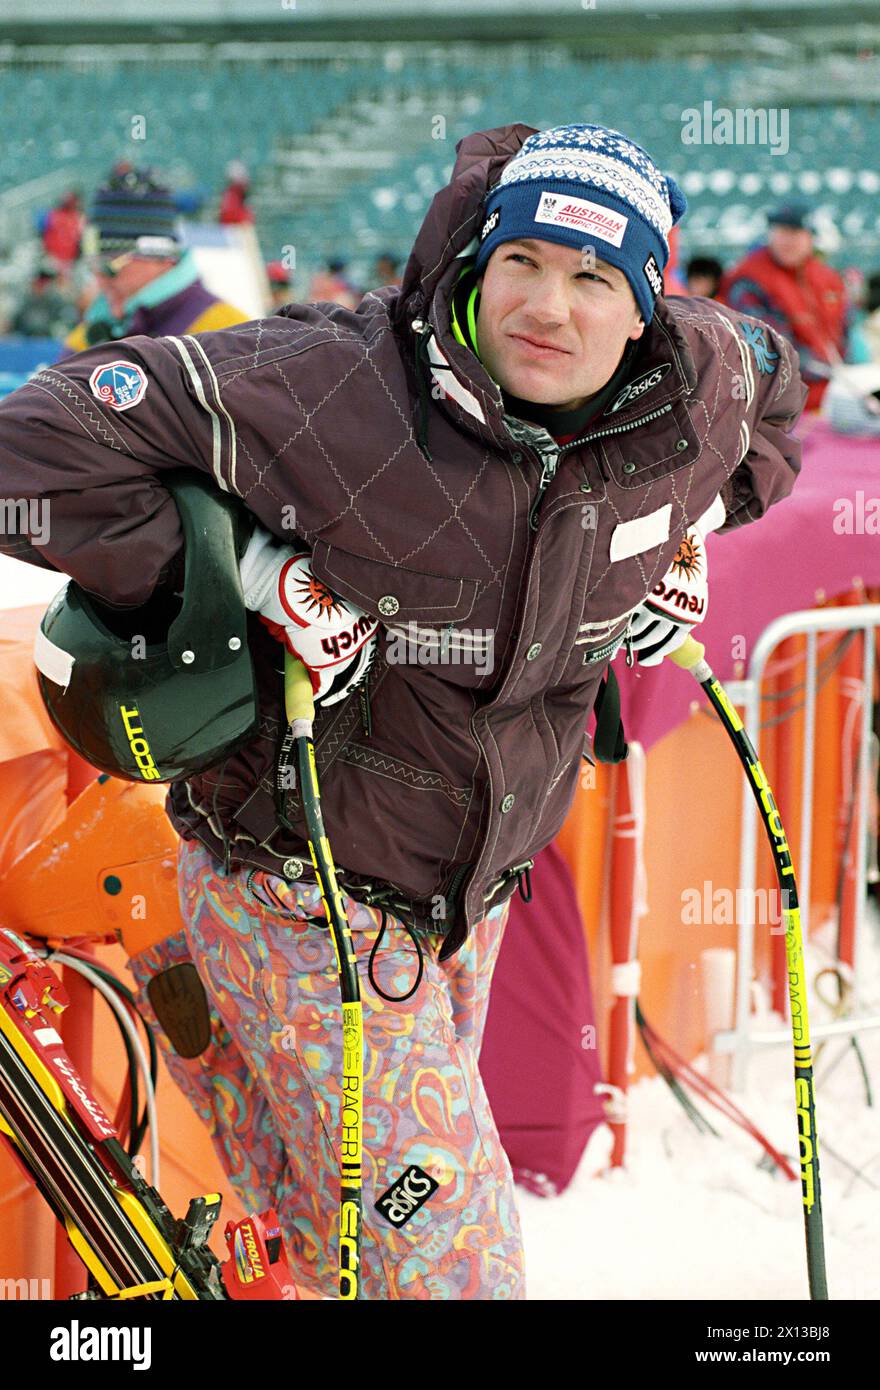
[239,524,378,706]
[626,495,725,667]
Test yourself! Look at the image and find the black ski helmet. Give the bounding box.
[34,470,260,783]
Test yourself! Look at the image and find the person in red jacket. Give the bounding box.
[218,160,255,226]
[719,202,847,410]
[40,190,85,271]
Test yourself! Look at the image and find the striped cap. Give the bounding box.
[86,168,180,258]
[474,123,687,323]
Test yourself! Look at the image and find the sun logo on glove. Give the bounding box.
[293,571,343,619]
[671,532,702,580]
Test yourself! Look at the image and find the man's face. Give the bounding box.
[687,273,717,299]
[95,256,175,317]
[475,237,645,411]
[375,257,398,284]
[768,224,812,270]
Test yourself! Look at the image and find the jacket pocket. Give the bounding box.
[311,538,479,626]
[600,397,702,489]
[316,733,480,903]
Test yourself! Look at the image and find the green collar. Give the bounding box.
[450,260,482,359]
[85,249,200,334]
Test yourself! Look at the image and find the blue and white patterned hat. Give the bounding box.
[473,123,687,323]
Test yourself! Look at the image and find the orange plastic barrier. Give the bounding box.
[0,607,248,1293]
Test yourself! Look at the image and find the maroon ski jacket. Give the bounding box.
[0,124,808,958]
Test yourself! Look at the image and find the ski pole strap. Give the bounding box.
[592,666,629,764]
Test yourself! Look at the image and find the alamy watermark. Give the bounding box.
[681,100,789,157]
[0,1276,52,1299]
[832,491,880,534]
[50,1322,151,1369]
[385,622,495,678]
[681,881,794,932]
[0,497,50,546]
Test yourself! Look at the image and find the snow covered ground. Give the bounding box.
[519,904,880,1301]
[3,556,877,1303]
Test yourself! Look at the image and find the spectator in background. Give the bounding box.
[686,255,723,299]
[266,259,294,311]
[661,223,688,296]
[219,160,255,226]
[861,272,880,364]
[307,256,360,310]
[39,190,85,274]
[719,202,847,410]
[8,262,78,339]
[63,167,248,354]
[841,266,874,364]
[373,251,401,287]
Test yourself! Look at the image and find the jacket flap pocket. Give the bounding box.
[311,539,479,624]
[601,398,702,489]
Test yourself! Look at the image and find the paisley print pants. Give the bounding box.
[128,836,525,1300]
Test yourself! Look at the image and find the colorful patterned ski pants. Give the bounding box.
[128,836,526,1300]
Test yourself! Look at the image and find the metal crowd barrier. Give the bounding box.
[710,604,880,1091]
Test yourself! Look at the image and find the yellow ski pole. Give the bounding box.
[669,636,828,1300]
[282,651,363,1300]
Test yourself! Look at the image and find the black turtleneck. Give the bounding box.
[501,337,641,441]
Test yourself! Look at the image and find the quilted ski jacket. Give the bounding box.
[0,123,808,958]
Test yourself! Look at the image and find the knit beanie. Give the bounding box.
[474,123,687,324]
[84,167,181,259]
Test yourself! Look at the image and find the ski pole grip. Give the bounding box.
[668,635,706,671]
[284,649,315,724]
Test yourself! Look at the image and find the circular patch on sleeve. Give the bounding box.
[89,360,148,411]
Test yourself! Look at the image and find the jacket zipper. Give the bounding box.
[446,862,471,905]
[439,860,473,930]
[581,630,627,665]
[527,401,674,531]
[528,441,562,530]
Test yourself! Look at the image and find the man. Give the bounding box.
[685,254,723,300]
[307,255,360,309]
[374,251,401,287]
[39,189,84,274]
[859,270,880,364]
[719,201,846,410]
[0,123,806,1299]
[218,160,256,227]
[266,258,295,311]
[64,166,247,354]
[8,262,77,339]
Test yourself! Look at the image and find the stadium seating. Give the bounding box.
[1,49,878,287]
